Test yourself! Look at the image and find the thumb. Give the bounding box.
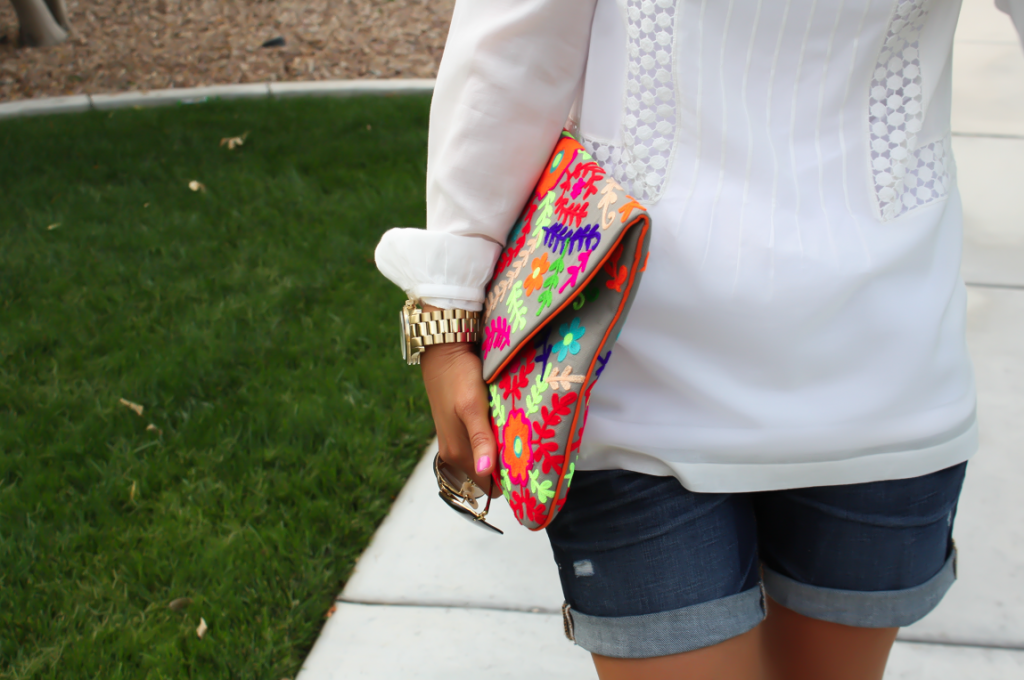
[459,391,497,482]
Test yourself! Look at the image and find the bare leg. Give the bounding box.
[761,596,898,680]
[592,625,764,680]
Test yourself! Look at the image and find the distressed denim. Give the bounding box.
[546,463,966,658]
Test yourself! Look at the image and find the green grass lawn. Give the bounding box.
[0,95,436,679]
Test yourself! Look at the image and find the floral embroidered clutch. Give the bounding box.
[482,132,651,531]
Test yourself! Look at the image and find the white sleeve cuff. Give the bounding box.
[374,228,502,311]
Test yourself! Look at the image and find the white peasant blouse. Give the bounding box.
[375,0,1024,492]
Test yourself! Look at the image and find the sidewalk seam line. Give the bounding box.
[337,599,1024,651]
[894,637,1024,652]
[965,282,1024,291]
[337,597,560,616]
[951,131,1024,140]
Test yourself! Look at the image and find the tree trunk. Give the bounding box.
[9,0,70,47]
[43,0,70,30]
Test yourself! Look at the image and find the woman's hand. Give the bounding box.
[419,306,500,496]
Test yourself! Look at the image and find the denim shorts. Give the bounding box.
[545,462,966,659]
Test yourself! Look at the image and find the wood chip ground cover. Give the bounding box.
[0,0,455,102]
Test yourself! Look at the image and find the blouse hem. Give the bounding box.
[574,417,978,493]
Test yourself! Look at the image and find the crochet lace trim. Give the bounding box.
[869,0,951,221]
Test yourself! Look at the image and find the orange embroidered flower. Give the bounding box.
[501,408,534,486]
[535,134,583,197]
[523,254,550,297]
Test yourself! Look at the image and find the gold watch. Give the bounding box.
[399,299,481,365]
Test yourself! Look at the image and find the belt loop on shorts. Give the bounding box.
[562,602,576,642]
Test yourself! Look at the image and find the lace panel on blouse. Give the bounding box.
[584,0,679,204]
[869,0,951,221]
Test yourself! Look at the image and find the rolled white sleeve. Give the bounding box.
[996,0,1024,46]
[374,0,598,310]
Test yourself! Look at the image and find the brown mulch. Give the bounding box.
[0,0,455,102]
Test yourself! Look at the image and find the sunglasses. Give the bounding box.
[433,452,504,535]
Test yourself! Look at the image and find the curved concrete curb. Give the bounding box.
[0,78,436,121]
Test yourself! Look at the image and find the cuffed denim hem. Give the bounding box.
[763,548,958,628]
[564,584,766,659]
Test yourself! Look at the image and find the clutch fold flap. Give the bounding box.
[481,134,649,383]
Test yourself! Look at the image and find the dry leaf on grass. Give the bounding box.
[168,597,192,611]
[119,398,144,416]
[146,424,162,435]
[219,132,249,150]
[196,617,208,639]
[188,181,206,192]
[324,604,338,619]
[46,223,60,230]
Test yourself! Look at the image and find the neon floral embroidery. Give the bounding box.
[493,230,526,277]
[597,180,622,229]
[568,224,601,255]
[482,316,511,358]
[524,254,549,297]
[477,131,651,531]
[529,468,555,504]
[542,223,571,253]
[547,364,585,390]
[618,199,644,223]
[555,195,589,228]
[535,136,578,197]
[505,281,527,333]
[562,161,605,201]
[500,361,530,402]
[509,489,545,524]
[560,250,592,294]
[603,243,627,292]
[532,391,577,476]
[488,383,506,427]
[533,191,557,234]
[553,318,585,362]
[502,408,535,486]
[524,363,553,417]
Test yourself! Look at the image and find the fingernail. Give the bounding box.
[476,455,491,474]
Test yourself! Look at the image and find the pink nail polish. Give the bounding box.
[477,455,491,473]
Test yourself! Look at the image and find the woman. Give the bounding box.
[375,1,1024,678]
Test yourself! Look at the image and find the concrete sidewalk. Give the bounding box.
[298,1,1024,677]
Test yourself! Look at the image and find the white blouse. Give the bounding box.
[375,0,1024,492]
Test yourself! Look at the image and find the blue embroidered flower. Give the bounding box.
[553,318,586,362]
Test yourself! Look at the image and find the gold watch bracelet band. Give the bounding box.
[408,307,481,351]
[401,300,481,365]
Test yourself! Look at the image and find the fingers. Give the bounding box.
[421,341,498,492]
